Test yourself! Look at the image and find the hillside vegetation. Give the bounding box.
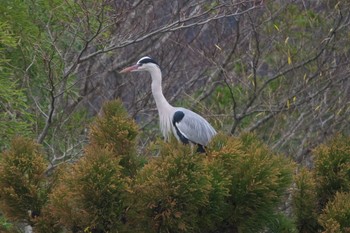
[0,0,349,232]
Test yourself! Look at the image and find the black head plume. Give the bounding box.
[137,56,159,66]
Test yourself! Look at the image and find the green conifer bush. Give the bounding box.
[41,100,139,232]
[266,213,297,233]
[0,137,48,224]
[131,142,219,232]
[89,99,138,155]
[89,99,140,177]
[209,134,295,232]
[4,101,349,233]
[318,191,350,233]
[292,168,319,232]
[292,134,350,233]
[313,134,350,208]
[130,134,295,233]
[47,145,128,233]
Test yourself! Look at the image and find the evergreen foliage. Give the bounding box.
[131,142,223,232]
[0,101,349,233]
[266,213,297,233]
[39,100,137,232]
[89,99,141,177]
[314,134,350,208]
[292,134,350,233]
[0,137,48,223]
[46,145,128,233]
[210,134,295,232]
[318,192,350,233]
[292,168,319,232]
[131,134,294,233]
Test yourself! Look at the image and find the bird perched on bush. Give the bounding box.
[120,56,216,153]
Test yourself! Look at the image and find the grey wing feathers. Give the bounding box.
[175,108,216,146]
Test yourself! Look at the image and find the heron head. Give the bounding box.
[120,56,159,73]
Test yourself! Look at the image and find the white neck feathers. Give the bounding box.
[148,67,174,140]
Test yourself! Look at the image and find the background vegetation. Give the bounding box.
[0,0,349,232]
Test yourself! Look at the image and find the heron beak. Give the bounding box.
[119,64,139,73]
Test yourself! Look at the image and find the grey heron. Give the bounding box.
[120,56,217,153]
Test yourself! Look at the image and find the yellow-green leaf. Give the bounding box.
[285,37,289,44]
[287,50,292,64]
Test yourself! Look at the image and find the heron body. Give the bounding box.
[120,56,217,153]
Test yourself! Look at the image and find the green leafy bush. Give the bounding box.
[0,22,33,149]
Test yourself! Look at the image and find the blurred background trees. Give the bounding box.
[1,0,349,161]
[0,0,349,232]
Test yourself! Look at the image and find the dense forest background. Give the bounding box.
[0,0,349,232]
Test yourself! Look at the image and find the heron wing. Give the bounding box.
[175,108,216,146]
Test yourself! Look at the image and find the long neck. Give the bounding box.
[149,67,174,140]
[149,67,172,111]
